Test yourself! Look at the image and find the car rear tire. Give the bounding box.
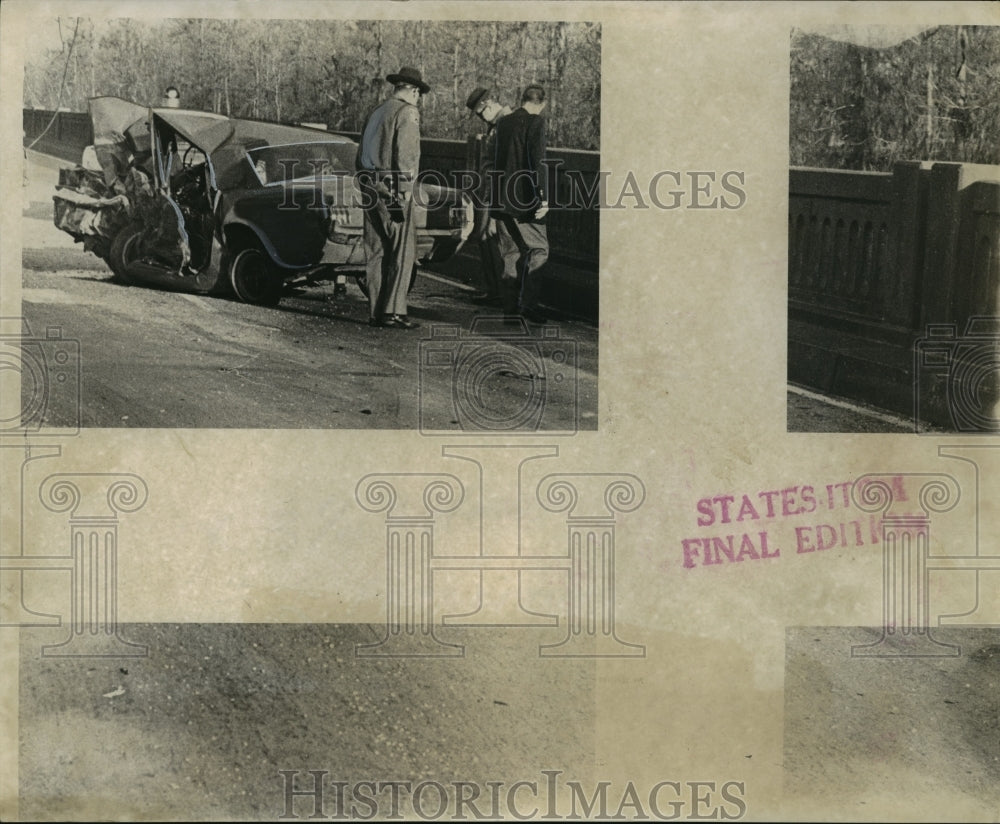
[108,223,143,285]
[229,247,283,306]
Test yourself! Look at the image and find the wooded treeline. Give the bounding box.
[790,25,1000,170]
[24,18,601,149]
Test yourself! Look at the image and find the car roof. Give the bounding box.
[89,96,353,148]
[153,109,356,152]
[88,96,357,186]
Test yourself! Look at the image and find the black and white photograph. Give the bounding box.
[20,17,601,431]
[7,3,1000,823]
[786,25,1000,433]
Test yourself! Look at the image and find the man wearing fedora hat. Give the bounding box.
[356,66,430,329]
[464,87,513,306]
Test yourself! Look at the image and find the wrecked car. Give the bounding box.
[53,97,474,306]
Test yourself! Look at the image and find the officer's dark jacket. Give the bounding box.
[493,107,547,219]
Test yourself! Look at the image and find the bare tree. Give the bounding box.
[24,18,603,148]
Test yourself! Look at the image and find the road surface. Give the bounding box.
[19,151,597,431]
[18,624,596,820]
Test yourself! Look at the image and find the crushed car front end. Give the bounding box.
[52,98,476,306]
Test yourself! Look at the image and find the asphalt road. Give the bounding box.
[19,152,597,431]
[784,626,1000,820]
[18,624,595,821]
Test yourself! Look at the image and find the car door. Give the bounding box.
[218,143,346,269]
[142,111,232,274]
[142,112,193,272]
[222,182,329,269]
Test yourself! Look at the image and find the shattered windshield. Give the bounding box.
[246,141,356,185]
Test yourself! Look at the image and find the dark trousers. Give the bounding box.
[361,180,416,319]
[495,213,549,313]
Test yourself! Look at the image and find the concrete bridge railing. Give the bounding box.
[788,161,1000,429]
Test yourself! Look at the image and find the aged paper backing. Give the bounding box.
[2,1,999,821]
